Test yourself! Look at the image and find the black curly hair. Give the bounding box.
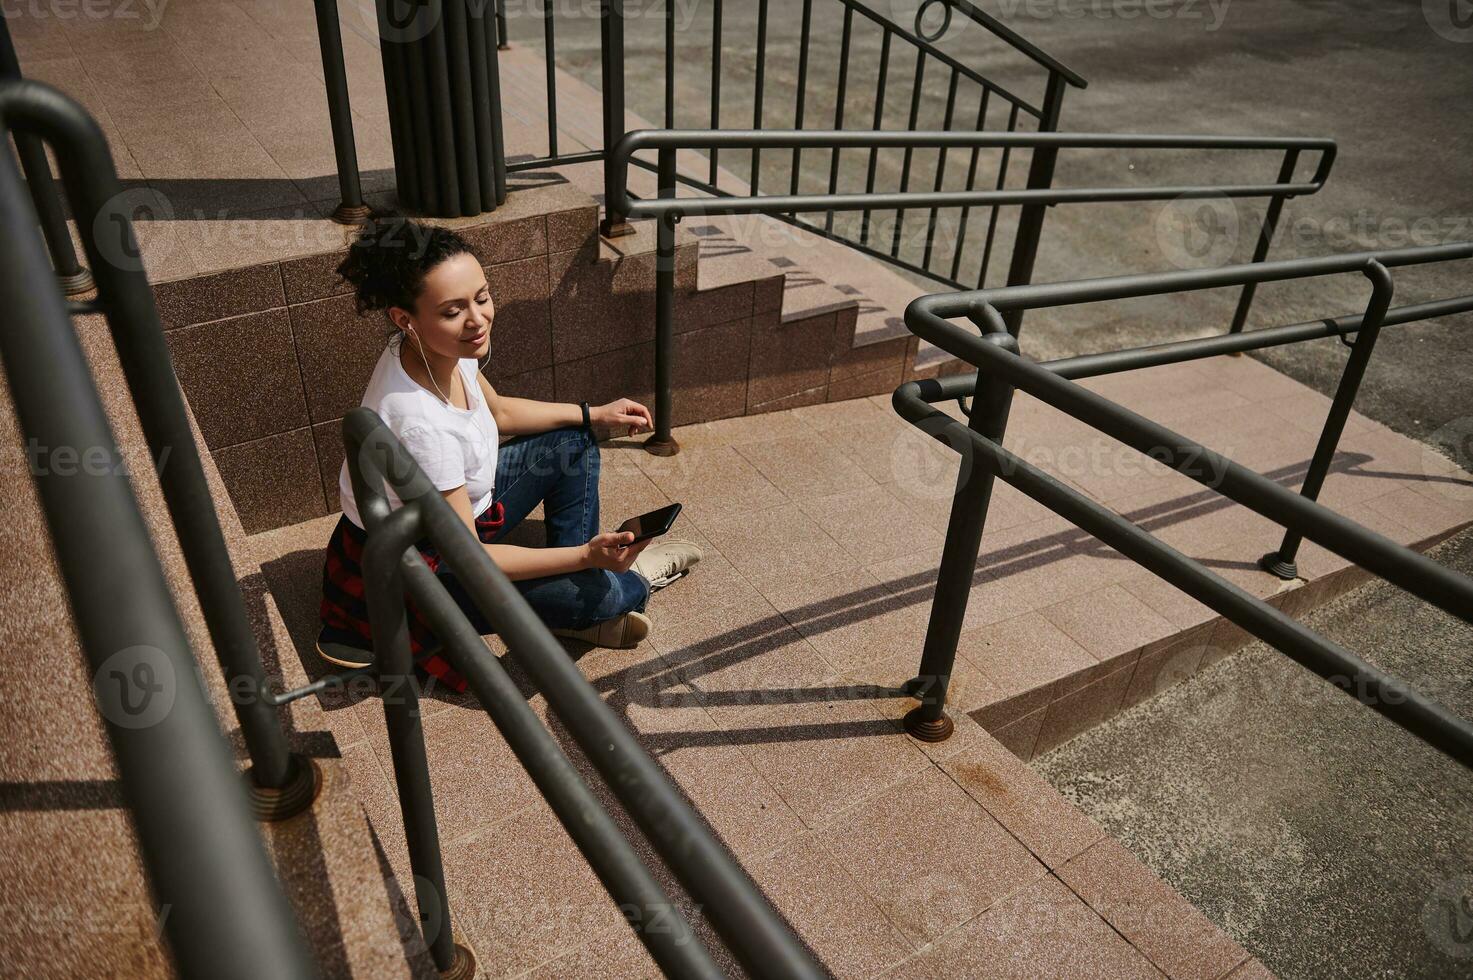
[336,214,476,317]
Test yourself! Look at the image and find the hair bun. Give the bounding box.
[335,213,475,316]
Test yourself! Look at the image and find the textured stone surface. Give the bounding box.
[152,261,285,329]
[289,292,388,426]
[0,313,429,978]
[213,427,329,533]
[1057,838,1249,980]
[484,253,554,381]
[166,308,309,449]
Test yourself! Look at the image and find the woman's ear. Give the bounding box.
[387,306,412,333]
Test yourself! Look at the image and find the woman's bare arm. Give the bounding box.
[476,374,652,438]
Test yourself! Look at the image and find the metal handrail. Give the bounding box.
[938,0,1088,89]
[0,18,93,294]
[343,409,824,979]
[310,0,370,223]
[609,129,1336,220]
[604,127,1335,453]
[0,81,315,979]
[892,242,1473,766]
[0,81,318,815]
[477,0,1086,236]
[824,0,1068,115]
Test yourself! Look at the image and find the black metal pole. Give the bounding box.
[0,92,316,980]
[9,80,308,809]
[599,0,633,237]
[645,146,680,455]
[443,0,482,216]
[356,502,472,978]
[903,328,1018,741]
[377,0,503,217]
[466,0,500,208]
[1261,260,1394,579]
[0,21,93,296]
[892,384,1473,769]
[377,1,415,206]
[1000,70,1066,336]
[344,409,824,978]
[495,0,509,49]
[311,0,371,223]
[481,0,508,203]
[1228,148,1299,334]
[402,562,722,979]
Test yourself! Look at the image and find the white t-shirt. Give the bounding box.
[339,344,499,528]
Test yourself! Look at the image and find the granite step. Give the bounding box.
[0,310,437,977]
[241,381,1308,978]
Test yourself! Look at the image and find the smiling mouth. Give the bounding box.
[464,330,488,345]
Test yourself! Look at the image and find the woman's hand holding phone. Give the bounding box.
[582,531,652,573]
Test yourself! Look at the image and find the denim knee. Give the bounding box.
[589,568,647,622]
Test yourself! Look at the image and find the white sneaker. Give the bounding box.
[633,539,703,591]
[551,610,651,649]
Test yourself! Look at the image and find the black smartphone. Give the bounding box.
[617,502,683,545]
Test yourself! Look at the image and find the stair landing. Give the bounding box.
[246,353,1471,978]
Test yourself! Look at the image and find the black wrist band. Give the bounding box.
[579,401,591,431]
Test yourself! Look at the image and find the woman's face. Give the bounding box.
[393,252,494,360]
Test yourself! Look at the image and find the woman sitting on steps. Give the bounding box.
[316,216,700,688]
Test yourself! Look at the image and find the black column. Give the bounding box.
[376,0,506,217]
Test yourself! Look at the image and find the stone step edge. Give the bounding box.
[971,521,1473,763]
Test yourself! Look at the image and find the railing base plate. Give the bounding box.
[600,217,636,238]
[58,267,95,299]
[643,434,680,456]
[330,202,374,225]
[902,707,954,743]
[1258,552,1299,580]
[440,943,477,980]
[247,754,322,822]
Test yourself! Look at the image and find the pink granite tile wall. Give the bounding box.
[153,205,916,534]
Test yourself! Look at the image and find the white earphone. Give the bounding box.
[402,322,493,407]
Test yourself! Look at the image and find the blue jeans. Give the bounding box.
[439,426,649,631]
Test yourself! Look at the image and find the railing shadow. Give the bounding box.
[253,442,1462,761]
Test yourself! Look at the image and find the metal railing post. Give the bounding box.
[0,88,317,979]
[903,327,1018,741]
[599,0,633,237]
[496,0,510,49]
[6,80,313,814]
[0,22,93,296]
[645,146,681,456]
[1228,147,1300,334]
[312,0,371,224]
[359,502,475,979]
[1261,260,1394,579]
[1000,70,1066,336]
